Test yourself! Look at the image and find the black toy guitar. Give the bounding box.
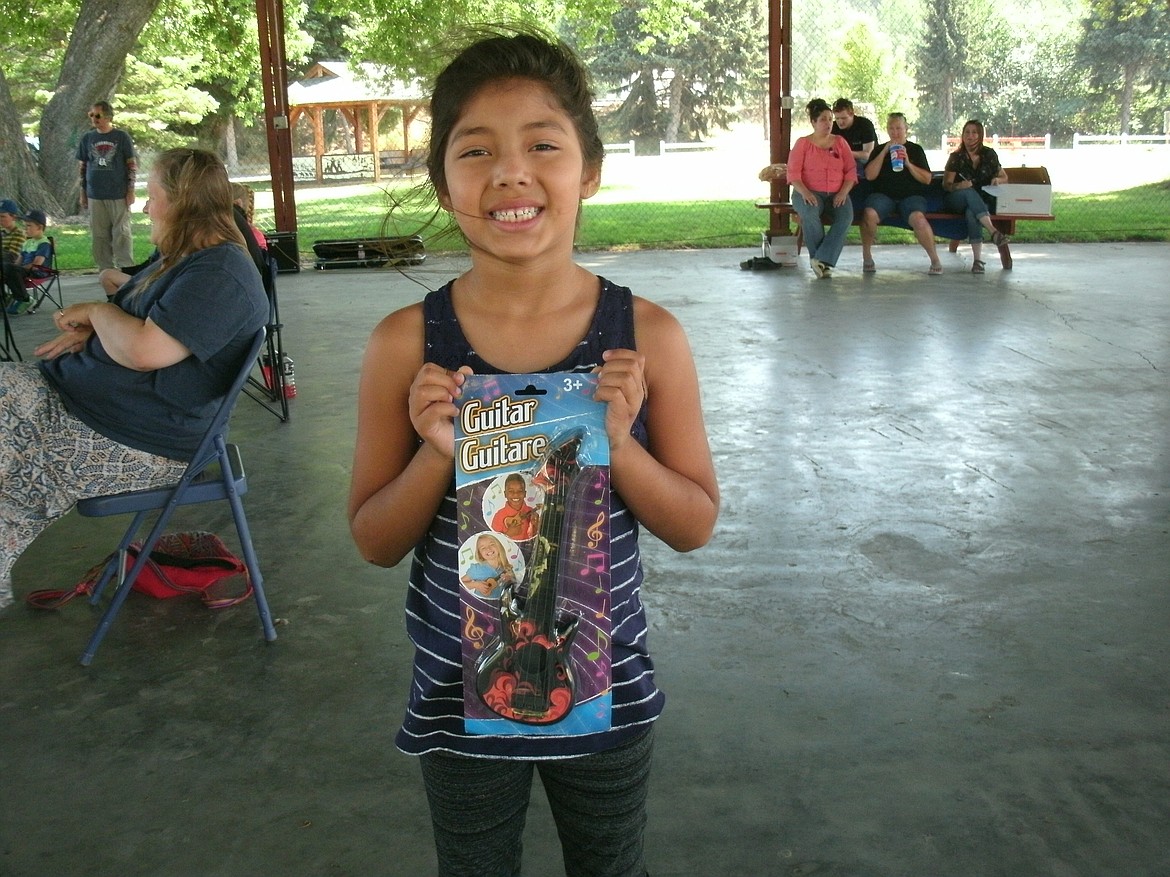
[476,431,583,724]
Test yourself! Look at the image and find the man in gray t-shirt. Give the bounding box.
[76,101,137,271]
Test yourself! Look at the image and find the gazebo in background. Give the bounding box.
[287,60,427,184]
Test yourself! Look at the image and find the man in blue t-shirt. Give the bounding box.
[76,101,137,271]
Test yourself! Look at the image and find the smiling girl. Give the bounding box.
[348,28,719,877]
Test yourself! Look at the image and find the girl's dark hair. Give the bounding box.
[806,98,831,124]
[426,29,604,198]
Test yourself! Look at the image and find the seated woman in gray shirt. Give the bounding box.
[0,147,267,610]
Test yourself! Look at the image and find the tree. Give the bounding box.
[313,0,567,77]
[914,0,976,144]
[1078,0,1170,133]
[828,16,916,120]
[962,13,1093,142]
[126,0,309,168]
[0,0,311,214]
[0,0,78,212]
[577,0,763,146]
[0,70,45,208]
[37,0,162,213]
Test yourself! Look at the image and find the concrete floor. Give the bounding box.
[1,242,1168,877]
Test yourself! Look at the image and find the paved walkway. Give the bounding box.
[2,243,1168,876]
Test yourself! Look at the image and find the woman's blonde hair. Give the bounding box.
[135,148,245,295]
[475,534,514,575]
[231,182,255,222]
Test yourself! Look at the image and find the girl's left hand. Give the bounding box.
[595,348,647,449]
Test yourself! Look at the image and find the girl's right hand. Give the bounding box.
[408,363,471,459]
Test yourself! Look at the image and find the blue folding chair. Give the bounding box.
[74,328,277,666]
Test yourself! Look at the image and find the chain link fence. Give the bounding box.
[49,0,1170,271]
[242,0,1168,265]
[228,134,1168,262]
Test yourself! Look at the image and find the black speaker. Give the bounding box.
[265,232,300,273]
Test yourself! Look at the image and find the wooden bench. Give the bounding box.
[757,171,1054,269]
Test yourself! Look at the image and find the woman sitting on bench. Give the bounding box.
[942,119,1010,274]
[787,98,857,279]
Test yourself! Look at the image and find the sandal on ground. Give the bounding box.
[992,230,1010,247]
[972,260,986,274]
[929,263,943,275]
[862,260,876,273]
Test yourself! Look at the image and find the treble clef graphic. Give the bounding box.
[586,510,606,549]
[464,605,486,650]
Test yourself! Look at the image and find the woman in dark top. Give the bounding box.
[943,119,1011,273]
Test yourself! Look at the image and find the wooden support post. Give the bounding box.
[767,0,793,238]
[255,0,297,232]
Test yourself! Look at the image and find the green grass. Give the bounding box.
[47,178,1169,271]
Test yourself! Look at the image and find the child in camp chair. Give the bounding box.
[4,208,52,315]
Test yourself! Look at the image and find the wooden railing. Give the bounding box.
[941,134,1051,151]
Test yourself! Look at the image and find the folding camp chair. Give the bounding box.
[25,235,63,314]
[242,254,291,422]
[1,298,18,361]
[72,328,277,666]
[1,246,23,360]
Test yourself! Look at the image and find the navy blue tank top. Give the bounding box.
[395,277,663,758]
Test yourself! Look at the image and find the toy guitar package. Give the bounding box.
[455,373,612,736]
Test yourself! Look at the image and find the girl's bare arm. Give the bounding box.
[596,299,719,552]
[348,306,466,567]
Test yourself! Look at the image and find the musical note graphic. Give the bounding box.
[464,605,486,650]
[579,551,607,577]
[594,595,607,619]
[586,510,606,548]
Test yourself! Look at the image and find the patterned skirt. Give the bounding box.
[1,363,188,608]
